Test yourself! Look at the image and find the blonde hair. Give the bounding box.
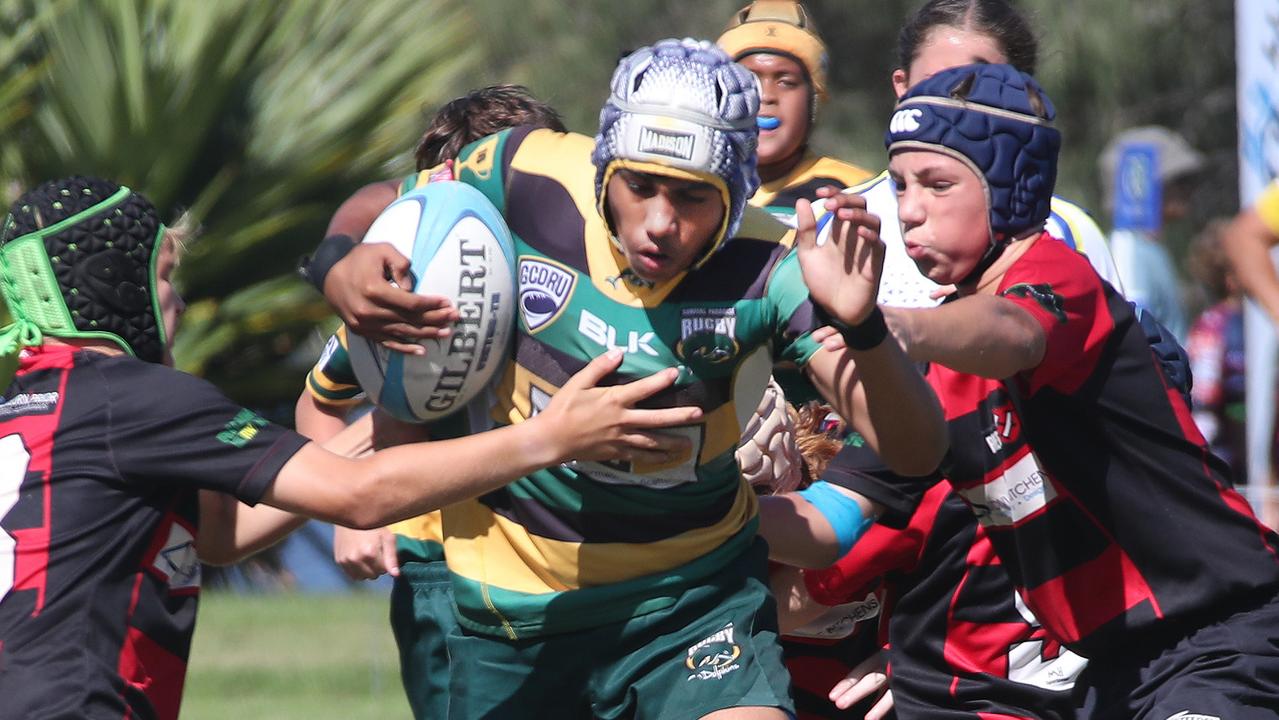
[162,211,200,260]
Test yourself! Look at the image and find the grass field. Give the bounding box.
[183,590,410,719]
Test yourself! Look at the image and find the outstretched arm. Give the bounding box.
[795,194,947,478]
[264,351,703,529]
[879,296,1046,378]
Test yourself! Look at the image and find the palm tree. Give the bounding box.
[0,0,478,410]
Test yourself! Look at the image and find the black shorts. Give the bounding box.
[1076,590,1279,720]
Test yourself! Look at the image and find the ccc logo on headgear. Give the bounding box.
[890,108,924,135]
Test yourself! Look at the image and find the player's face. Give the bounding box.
[154,235,185,366]
[739,53,811,170]
[606,170,725,283]
[893,26,1008,98]
[889,149,990,285]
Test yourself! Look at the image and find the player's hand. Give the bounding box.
[829,651,892,718]
[323,243,460,355]
[540,350,703,465]
[333,525,400,580]
[795,192,885,328]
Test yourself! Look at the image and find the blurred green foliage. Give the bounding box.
[0,0,1239,409]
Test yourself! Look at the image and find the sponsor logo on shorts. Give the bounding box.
[685,622,742,681]
[0,391,59,418]
[676,308,739,366]
[959,451,1056,527]
[518,257,575,332]
[217,408,268,448]
[1165,713,1221,720]
[639,126,695,162]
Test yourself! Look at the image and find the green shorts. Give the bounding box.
[390,559,457,720]
[444,538,793,720]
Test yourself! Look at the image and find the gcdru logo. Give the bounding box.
[890,108,924,135]
[518,258,576,332]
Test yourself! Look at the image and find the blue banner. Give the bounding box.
[1112,142,1162,231]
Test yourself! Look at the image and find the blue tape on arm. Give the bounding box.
[797,481,875,557]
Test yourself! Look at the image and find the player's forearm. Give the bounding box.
[353,419,561,526]
[1223,211,1279,325]
[808,340,946,478]
[884,299,1044,378]
[267,417,563,529]
[196,492,309,565]
[759,493,845,568]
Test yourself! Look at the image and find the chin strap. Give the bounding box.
[957,234,1008,287]
[0,319,42,389]
[0,239,44,388]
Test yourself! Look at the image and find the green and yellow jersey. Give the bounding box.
[414,125,826,639]
[751,151,873,224]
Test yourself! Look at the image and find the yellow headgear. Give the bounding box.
[717,0,829,102]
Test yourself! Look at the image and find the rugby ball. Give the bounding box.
[347,181,517,423]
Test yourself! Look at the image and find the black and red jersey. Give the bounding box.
[805,476,1084,720]
[0,346,308,719]
[930,234,1279,657]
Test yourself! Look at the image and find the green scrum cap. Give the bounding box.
[0,176,169,382]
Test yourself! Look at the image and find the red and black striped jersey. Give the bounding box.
[930,234,1279,657]
[0,346,307,719]
[805,478,1084,720]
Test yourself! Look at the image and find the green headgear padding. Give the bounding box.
[0,176,168,386]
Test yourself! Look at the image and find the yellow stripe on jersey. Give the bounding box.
[738,204,796,248]
[305,325,363,406]
[389,510,443,543]
[1257,180,1279,236]
[441,481,758,593]
[751,152,874,208]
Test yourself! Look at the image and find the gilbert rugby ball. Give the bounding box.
[347,181,516,422]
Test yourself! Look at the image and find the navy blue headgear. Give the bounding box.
[885,63,1060,246]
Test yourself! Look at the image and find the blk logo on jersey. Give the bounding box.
[579,309,659,356]
[676,308,739,367]
[518,257,575,332]
[685,623,742,681]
